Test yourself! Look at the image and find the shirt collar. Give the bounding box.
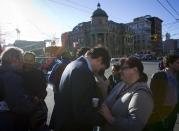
[82,56,93,72]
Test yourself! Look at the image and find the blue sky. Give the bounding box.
[0,0,179,44]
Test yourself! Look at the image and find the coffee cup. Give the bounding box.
[92,98,99,108]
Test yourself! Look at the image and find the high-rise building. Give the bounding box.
[127,15,163,53]
[127,15,152,53]
[147,16,163,53]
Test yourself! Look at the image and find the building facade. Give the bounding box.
[127,15,152,53]
[14,40,46,56]
[62,4,163,57]
[147,16,163,53]
[163,39,179,55]
[62,3,134,57]
[127,15,163,54]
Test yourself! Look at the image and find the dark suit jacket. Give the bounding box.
[51,57,104,131]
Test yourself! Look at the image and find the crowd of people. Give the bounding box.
[0,45,179,131]
[0,47,48,131]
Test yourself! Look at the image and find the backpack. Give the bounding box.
[148,71,173,123]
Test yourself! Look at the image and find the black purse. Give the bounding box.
[29,101,48,129]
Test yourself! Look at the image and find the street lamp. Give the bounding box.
[15,28,20,40]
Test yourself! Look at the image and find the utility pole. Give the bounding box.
[16,28,20,40]
[0,28,6,47]
[0,31,5,53]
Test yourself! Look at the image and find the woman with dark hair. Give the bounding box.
[108,64,122,93]
[100,57,153,131]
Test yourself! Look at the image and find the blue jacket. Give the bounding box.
[48,58,70,87]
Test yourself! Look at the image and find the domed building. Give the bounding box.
[62,3,134,57]
[92,3,108,18]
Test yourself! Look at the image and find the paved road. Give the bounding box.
[45,61,179,130]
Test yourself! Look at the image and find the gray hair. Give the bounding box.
[1,47,24,65]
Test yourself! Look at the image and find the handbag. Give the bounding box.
[29,100,48,129]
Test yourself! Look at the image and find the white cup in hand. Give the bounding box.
[92,98,99,108]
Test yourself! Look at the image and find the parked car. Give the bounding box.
[132,54,143,60]
[142,54,157,61]
[111,58,120,65]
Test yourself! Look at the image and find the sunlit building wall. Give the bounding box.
[62,3,134,57]
[127,15,152,53]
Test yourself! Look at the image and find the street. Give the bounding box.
[45,61,179,130]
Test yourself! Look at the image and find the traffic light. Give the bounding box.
[151,34,159,42]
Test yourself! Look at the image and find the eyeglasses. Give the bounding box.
[112,69,117,72]
[121,66,131,71]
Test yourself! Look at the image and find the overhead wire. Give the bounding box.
[163,21,179,29]
[68,0,127,23]
[47,0,91,14]
[46,0,94,28]
[66,0,93,11]
[47,0,128,25]
[165,0,179,17]
[156,0,177,20]
[42,0,73,32]
[22,15,52,39]
[0,0,112,44]
[155,0,179,39]
[44,0,88,28]
[163,21,178,26]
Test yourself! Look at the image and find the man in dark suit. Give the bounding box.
[51,47,110,131]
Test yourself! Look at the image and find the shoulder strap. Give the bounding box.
[133,87,152,96]
[0,78,5,101]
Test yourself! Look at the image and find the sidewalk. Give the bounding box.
[174,115,179,131]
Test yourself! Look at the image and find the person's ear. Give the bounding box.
[133,67,138,72]
[96,57,102,64]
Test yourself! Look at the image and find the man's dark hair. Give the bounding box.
[165,55,179,67]
[112,64,121,71]
[76,47,90,58]
[86,47,111,68]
